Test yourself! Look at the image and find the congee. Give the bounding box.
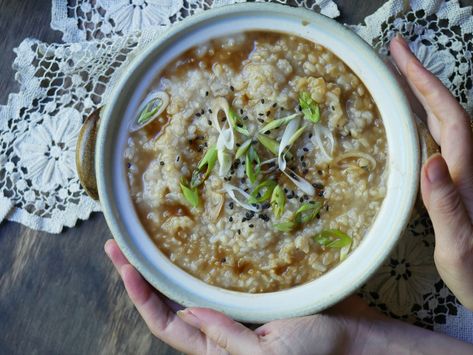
[125,32,387,293]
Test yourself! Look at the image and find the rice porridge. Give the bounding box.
[125,32,387,293]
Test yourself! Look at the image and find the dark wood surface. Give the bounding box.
[0,1,471,354]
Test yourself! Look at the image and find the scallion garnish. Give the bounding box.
[228,108,250,136]
[294,201,322,224]
[257,134,279,155]
[137,99,161,125]
[223,183,259,212]
[245,146,260,185]
[180,177,200,208]
[299,92,320,123]
[314,229,352,248]
[190,145,217,188]
[235,139,252,159]
[274,221,295,232]
[278,118,300,171]
[271,185,285,219]
[248,180,277,204]
[259,113,300,134]
[218,149,232,177]
[288,125,307,146]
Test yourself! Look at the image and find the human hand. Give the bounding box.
[390,35,473,310]
[105,239,473,355]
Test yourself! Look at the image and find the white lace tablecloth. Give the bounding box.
[1,0,473,343]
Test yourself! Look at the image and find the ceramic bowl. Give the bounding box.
[85,3,420,323]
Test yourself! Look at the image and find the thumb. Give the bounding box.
[421,154,472,248]
[177,308,262,354]
[421,154,473,306]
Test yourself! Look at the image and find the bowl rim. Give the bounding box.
[96,2,419,323]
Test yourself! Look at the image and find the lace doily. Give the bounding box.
[1,0,473,343]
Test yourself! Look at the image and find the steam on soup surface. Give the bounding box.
[125,32,387,293]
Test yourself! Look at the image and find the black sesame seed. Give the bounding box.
[229,202,234,209]
[160,161,165,166]
[196,112,201,117]
[303,147,309,152]
[264,131,270,135]
[208,120,212,126]
[258,113,264,117]
[240,109,244,115]
[325,205,329,211]
[229,216,233,222]
[318,190,324,197]
[208,109,213,114]
[261,99,265,104]
[298,105,302,111]
[309,133,313,138]
[316,213,321,219]
[284,188,288,193]
[201,109,205,115]
[261,202,270,210]
[266,111,271,116]
[303,195,309,200]
[205,91,209,96]
[300,156,305,161]
[317,170,323,175]
[242,218,247,222]
[272,103,277,108]
[238,229,241,235]
[299,197,304,203]
[243,116,249,120]
[221,258,226,263]
[258,118,265,123]
[236,143,241,147]
[230,86,235,91]
[249,224,254,228]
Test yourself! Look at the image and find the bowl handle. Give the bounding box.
[76,108,101,200]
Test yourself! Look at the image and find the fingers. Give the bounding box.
[104,240,208,355]
[421,155,473,308]
[178,308,262,355]
[390,35,473,218]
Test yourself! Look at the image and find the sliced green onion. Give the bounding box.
[278,118,300,171]
[314,229,352,249]
[245,146,260,185]
[218,149,232,177]
[212,97,235,151]
[283,168,315,196]
[288,125,307,146]
[299,92,320,123]
[271,185,285,219]
[228,108,250,136]
[294,201,322,224]
[259,113,300,134]
[274,221,295,232]
[190,145,218,188]
[235,139,252,159]
[137,99,161,125]
[223,183,259,212]
[180,178,200,208]
[257,134,279,155]
[248,180,277,204]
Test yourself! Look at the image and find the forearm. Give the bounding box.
[349,315,473,354]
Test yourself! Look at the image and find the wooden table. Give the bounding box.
[1,1,471,354]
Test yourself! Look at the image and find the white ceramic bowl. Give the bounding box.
[96,3,419,323]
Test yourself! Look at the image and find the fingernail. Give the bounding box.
[425,155,449,184]
[177,309,202,329]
